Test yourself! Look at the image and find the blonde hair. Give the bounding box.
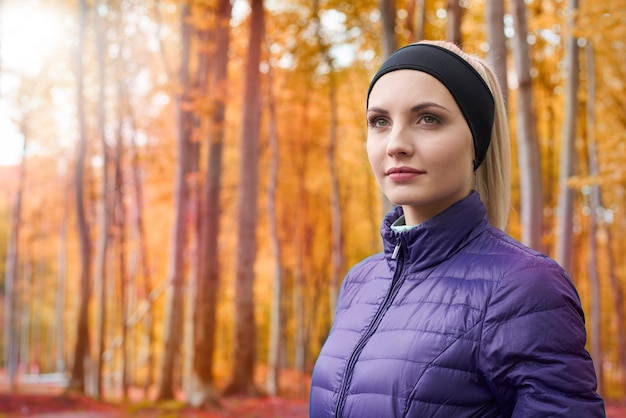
[419,40,512,230]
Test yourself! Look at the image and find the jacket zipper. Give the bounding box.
[334,237,406,417]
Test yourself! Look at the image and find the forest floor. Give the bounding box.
[0,392,308,417]
[2,393,626,418]
[0,372,308,417]
[1,374,625,417]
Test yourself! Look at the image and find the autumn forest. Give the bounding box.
[1,0,625,409]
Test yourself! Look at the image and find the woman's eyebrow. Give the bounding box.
[366,106,388,114]
[367,102,451,114]
[410,102,451,113]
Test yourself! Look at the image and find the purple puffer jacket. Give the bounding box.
[310,191,604,417]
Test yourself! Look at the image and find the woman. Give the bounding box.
[309,41,605,417]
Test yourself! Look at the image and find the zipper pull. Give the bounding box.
[391,239,401,260]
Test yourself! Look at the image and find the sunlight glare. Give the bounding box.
[0,121,24,165]
[1,1,66,76]
[0,1,68,166]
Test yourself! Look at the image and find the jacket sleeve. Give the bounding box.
[479,260,605,417]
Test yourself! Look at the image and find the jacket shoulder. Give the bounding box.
[346,252,387,281]
[476,230,603,416]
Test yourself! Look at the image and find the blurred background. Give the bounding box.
[0,0,625,408]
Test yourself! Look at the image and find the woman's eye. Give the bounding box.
[368,117,389,127]
[420,115,439,124]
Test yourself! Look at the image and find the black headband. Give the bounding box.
[367,43,494,170]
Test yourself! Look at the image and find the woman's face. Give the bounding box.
[367,70,474,225]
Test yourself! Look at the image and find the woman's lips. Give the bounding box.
[386,166,425,182]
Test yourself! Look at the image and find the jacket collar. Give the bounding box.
[381,191,490,274]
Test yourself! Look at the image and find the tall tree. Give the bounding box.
[291,79,314,397]
[93,0,111,397]
[20,248,32,374]
[446,0,462,45]
[265,64,283,396]
[126,89,155,399]
[224,0,265,396]
[67,0,93,394]
[379,0,397,215]
[156,1,194,401]
[327,76,344,334]
[511,0,543,250]
[3,129,27,390]
[380,0,397,57]
[313,0,345,323]
[56,179,70,374]
[486,0,508,107]
[554,0,579,274]
[113,108,129,400]
[584,42,602,394]
[407,0,426,42]
[190,0,233,407]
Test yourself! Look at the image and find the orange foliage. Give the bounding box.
[0,0,625,403]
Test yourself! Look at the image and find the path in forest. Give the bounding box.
[0,372,309,417]
[1,373,623,418]
[0,391,308,418]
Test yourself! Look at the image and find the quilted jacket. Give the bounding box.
[309,191,605,417]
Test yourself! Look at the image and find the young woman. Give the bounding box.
[309,41,605,417]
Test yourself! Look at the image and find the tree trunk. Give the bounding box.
[292,85,313,398]
[265,65,283,396]
[326,75,344,322]
[189,0,232,407]
[486,0,508,107]
[67,0,93,395]
[56,179,70,374]
[93,0,110,397]
[117,58,156,399]
[554,0,579,274]
[113,118,129,400]
[32,249,45,374]
[128,103,155,399]
[3,128,27,390]
[511,0,543,250]
[446,0,462,45]
[407,0,425,43]
[379,0,397,215]
[183,4,209,395]
[606,230,626,389]
[293,188,315,397]
[379,0,397,57]
[20,254,32,375]
[584,42,603,394]
[313,0,345,324]
[223,0,264,396]
[156,1,193,401]
[606,218,626,390]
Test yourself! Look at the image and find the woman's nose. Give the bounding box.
[386,126,414,157]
